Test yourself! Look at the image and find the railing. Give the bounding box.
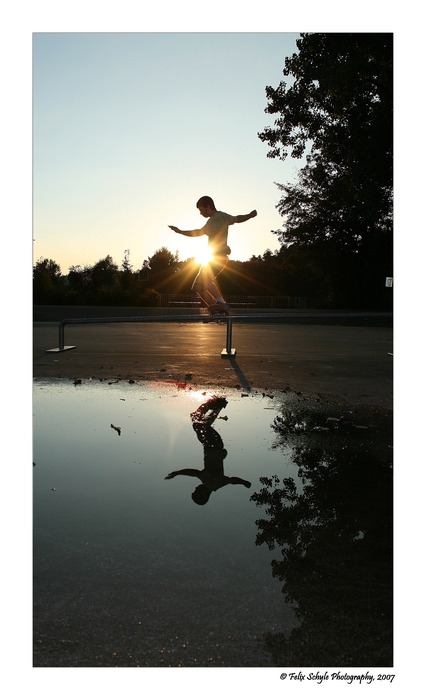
[46,314,235,356]
[46,312,312,357]
[160,294,321,309]
[45,311,391,358]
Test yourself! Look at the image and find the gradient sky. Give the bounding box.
[33,32,303,273]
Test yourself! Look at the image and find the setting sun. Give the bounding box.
[194,249,213,266]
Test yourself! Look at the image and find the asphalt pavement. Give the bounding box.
[33,310,393,409]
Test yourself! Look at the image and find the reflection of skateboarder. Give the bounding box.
[169,196,257,315]
[164,396,251,505]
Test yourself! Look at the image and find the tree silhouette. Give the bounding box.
[251,399,393,666]
[33,257,66,303]
[146,247,181,293]
[258,33,393,308]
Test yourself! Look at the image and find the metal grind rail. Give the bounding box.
[45,312,391,359]
[45,313,301,358]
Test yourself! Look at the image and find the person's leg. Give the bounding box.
[205,270,224,303]
[209,258,229,308]
[191,265,216,306]
[192,259,229,308]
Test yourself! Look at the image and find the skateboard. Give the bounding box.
[207,303,230,317]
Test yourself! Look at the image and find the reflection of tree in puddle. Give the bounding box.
[251,398,393,666]
[165,396,251,504]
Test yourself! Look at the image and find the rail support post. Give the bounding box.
[221,318,236,357]
[46,320,76,353]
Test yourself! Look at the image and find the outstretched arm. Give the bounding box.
[165,469,201,479]
[229,477,251,488]
[235,210,257,224]
[168,225,205,237]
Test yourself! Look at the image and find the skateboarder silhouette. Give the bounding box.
[164,396,251,504]
[169,196,257,315]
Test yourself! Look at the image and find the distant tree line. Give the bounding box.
[33,252,160,307]
[33,240,391,308]
[34,246,319,307]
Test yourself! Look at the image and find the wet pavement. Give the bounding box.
[33,377,392,668]
[251,393,393,667]
[33,313,393,409]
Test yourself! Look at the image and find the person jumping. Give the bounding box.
[164,396,251,505]
[169,196,257,315]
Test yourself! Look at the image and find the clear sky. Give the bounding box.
[33,32,303,273]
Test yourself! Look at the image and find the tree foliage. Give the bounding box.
[142,247,182,293]
[33,246,335,306]
[34,252,160,307]
[250,400,393,665]
[33,257,66,303]
[258,33,393,307]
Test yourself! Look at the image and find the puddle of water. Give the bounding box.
[251,395,393,667]
[33,378,392,667]
[33,378,298,667]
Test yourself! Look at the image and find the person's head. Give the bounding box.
[191,484,212,505]
[196,196,216,218]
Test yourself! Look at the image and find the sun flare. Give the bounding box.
[194,250,213,266]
